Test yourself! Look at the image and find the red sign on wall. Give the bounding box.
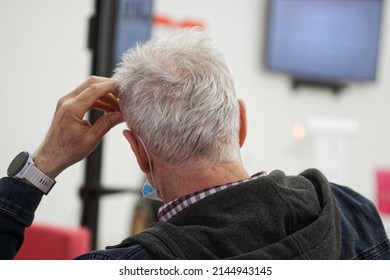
[376,169,390,214]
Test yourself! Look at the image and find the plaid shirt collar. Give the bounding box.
[157,171,266,222]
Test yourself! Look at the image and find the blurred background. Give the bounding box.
[1,0,389,250]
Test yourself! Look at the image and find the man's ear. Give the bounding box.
[238,99,247,147]
[123,130,151,173]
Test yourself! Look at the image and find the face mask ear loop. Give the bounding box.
[128,130,158,191]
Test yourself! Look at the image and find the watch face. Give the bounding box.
[7,151,29,177]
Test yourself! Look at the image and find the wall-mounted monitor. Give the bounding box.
[266,0,384,85]
[89,0,153,77]
[113,0,153,65]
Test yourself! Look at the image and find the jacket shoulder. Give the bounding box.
[331,183,390,259]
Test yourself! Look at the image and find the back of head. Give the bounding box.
[114,28,240,169]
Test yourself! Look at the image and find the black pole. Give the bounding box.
[80,0,102,251]
[80,116,104,250]
[81,0,116,250]
[80,0,153,250]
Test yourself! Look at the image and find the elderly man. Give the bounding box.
[1,29,389,259]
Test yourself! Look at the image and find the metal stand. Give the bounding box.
[291,78,347,95]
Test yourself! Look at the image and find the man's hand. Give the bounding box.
[33,76,124,179]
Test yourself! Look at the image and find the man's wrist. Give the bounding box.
[33,150,60,180]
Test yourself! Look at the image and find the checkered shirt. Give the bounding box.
[157,171,266,222]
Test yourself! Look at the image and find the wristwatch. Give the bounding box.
[7,151,56,195]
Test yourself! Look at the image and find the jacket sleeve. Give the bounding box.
[0,177,43,260]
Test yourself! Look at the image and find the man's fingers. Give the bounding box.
[98,93,121,112]
[66,76,111,99]
[76,80,119,112]
[92,100,116,113]
[90,111,124,141]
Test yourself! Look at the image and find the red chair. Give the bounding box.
[376,169,390,215]
[14,223,91,260]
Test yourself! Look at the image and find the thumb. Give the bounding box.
[91,111,124,140]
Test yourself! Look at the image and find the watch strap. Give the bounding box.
[23,161,56,195]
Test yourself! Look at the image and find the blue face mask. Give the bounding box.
[128,130,163,202]
[142,180,163,202]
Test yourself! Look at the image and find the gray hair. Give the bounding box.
[114,28,240,169]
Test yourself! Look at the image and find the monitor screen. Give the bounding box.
[266,0,384,83]
[113,0,153,65]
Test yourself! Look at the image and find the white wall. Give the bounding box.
[0,0,94,228]
[1,0,389,249]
